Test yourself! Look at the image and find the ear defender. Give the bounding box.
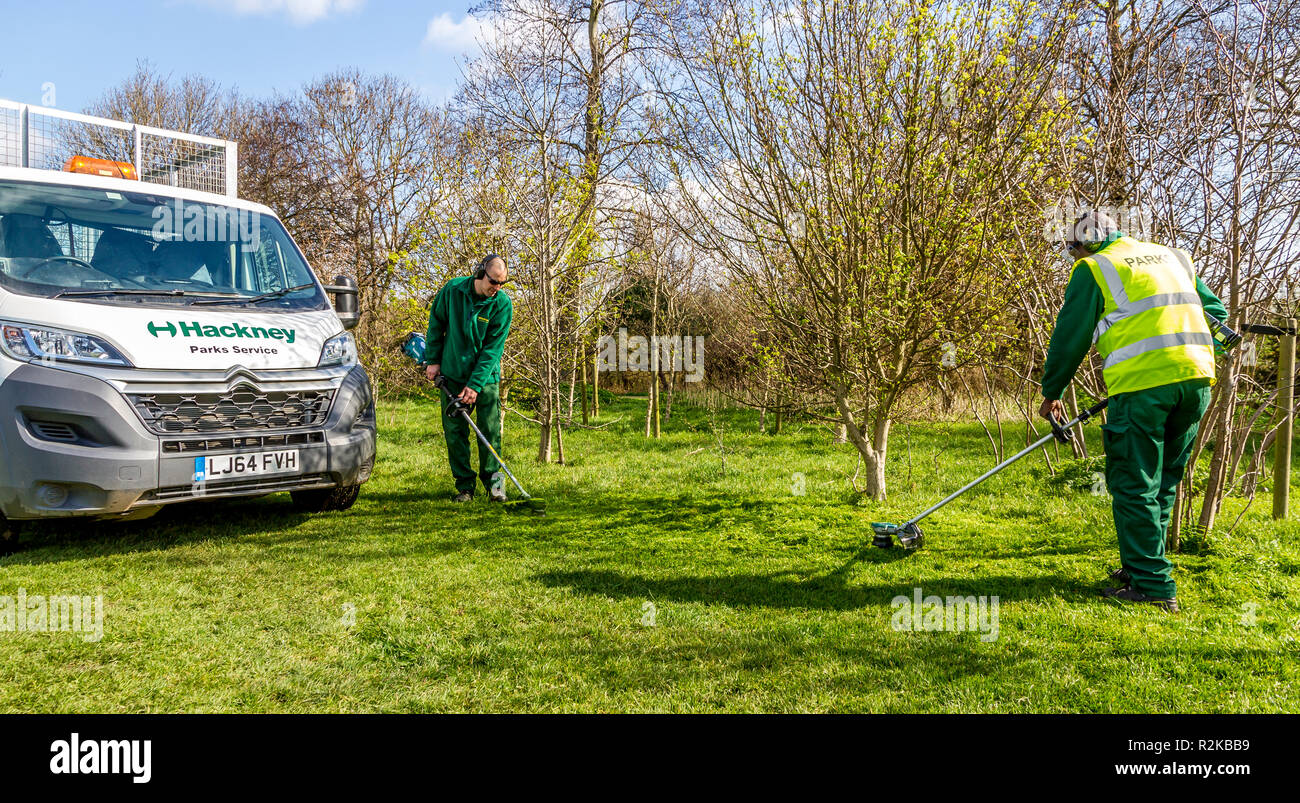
[476,253,501,279]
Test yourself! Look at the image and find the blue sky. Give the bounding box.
[0,0,488,112]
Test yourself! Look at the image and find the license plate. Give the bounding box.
[194,450,300,482]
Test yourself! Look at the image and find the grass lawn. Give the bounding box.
[1,393,1297,712]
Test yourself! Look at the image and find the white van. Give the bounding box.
[0,100,376,552]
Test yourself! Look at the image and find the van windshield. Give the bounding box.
[0,180,327,311]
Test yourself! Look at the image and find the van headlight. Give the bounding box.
[318,332,358,368]
[0,322,130,366]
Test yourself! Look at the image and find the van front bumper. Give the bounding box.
[0,362,375,521]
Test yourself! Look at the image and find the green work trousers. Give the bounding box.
[1101,379,1212,599]
[439,378,504,496]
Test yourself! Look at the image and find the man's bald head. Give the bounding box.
[1065,210,1119,254]
[474,254,508,297]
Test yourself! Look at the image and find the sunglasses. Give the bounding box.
[484,276,507,286]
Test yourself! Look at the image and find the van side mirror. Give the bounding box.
[326,275,360,330]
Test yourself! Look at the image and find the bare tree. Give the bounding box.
[456,0,668,462]
[1049,0,1300,541]
[81,60,236,142]
[1161,0,1300,538]
[656,0,1078,498]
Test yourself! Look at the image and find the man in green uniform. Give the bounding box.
[1040,211,1226,612]
[423,254,513,502]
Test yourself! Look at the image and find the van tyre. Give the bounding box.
[290,484,360,513]
[0,518,20,557]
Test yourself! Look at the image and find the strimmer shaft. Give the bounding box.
[433,373,532,500]
[901,399,1109,530]
[454,408,532,501]
[901,431,1058,528]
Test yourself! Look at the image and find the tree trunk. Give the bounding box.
[537,413,552,463]
[567,344,578,421]
[1169,482,1184,553]
[1198,358,1240,533]
[592,349,600,419]
[537,331,555,464]
[646,266,660,438]
[653,369,661,438]
[834,389,890,500]
[580,344,590,425]
[646,372,659,437]
[555,410,566,465]
[1065,383,1087,458]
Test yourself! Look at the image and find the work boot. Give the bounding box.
[488,486,508,503]
[453,492,474,503]
[1102,585,1179,613]
[1108,567,1131,584]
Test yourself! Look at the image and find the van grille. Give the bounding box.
[147,472,332,501]
[161,431,326,454]
[30,421,79,442]
[129,385,334,435]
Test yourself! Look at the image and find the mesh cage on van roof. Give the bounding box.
[0,99,237,198]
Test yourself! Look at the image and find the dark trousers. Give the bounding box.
[439,378,503,495]
[1101,379,1212,598]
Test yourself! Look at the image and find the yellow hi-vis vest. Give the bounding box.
[1081,235,1217,396]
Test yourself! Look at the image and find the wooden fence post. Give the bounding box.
[1274,317,1296,520]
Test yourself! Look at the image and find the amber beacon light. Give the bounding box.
[62,155,138,180]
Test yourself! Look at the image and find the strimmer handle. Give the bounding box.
[1050,398,1109,444]
[1050,413,1073,444]
[433,374,475,415]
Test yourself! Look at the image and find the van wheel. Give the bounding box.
[0,518,20,557]
[290,484,360,513]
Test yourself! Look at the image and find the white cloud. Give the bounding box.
[422,12,497,53]
[188,0,365,25]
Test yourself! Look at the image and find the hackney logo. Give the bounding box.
[146,321,297,344]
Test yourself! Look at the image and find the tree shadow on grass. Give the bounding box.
[328,487,1107,575]
[354,488,792,534]
[534,551,1090,611]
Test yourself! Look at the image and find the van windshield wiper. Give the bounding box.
[50,288,242,300]
[190,284,316,306]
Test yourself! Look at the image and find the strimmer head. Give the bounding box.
[870,521,924,550]
[503,497,547,515]
[871,522,898,549]
[897,522,924,550]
